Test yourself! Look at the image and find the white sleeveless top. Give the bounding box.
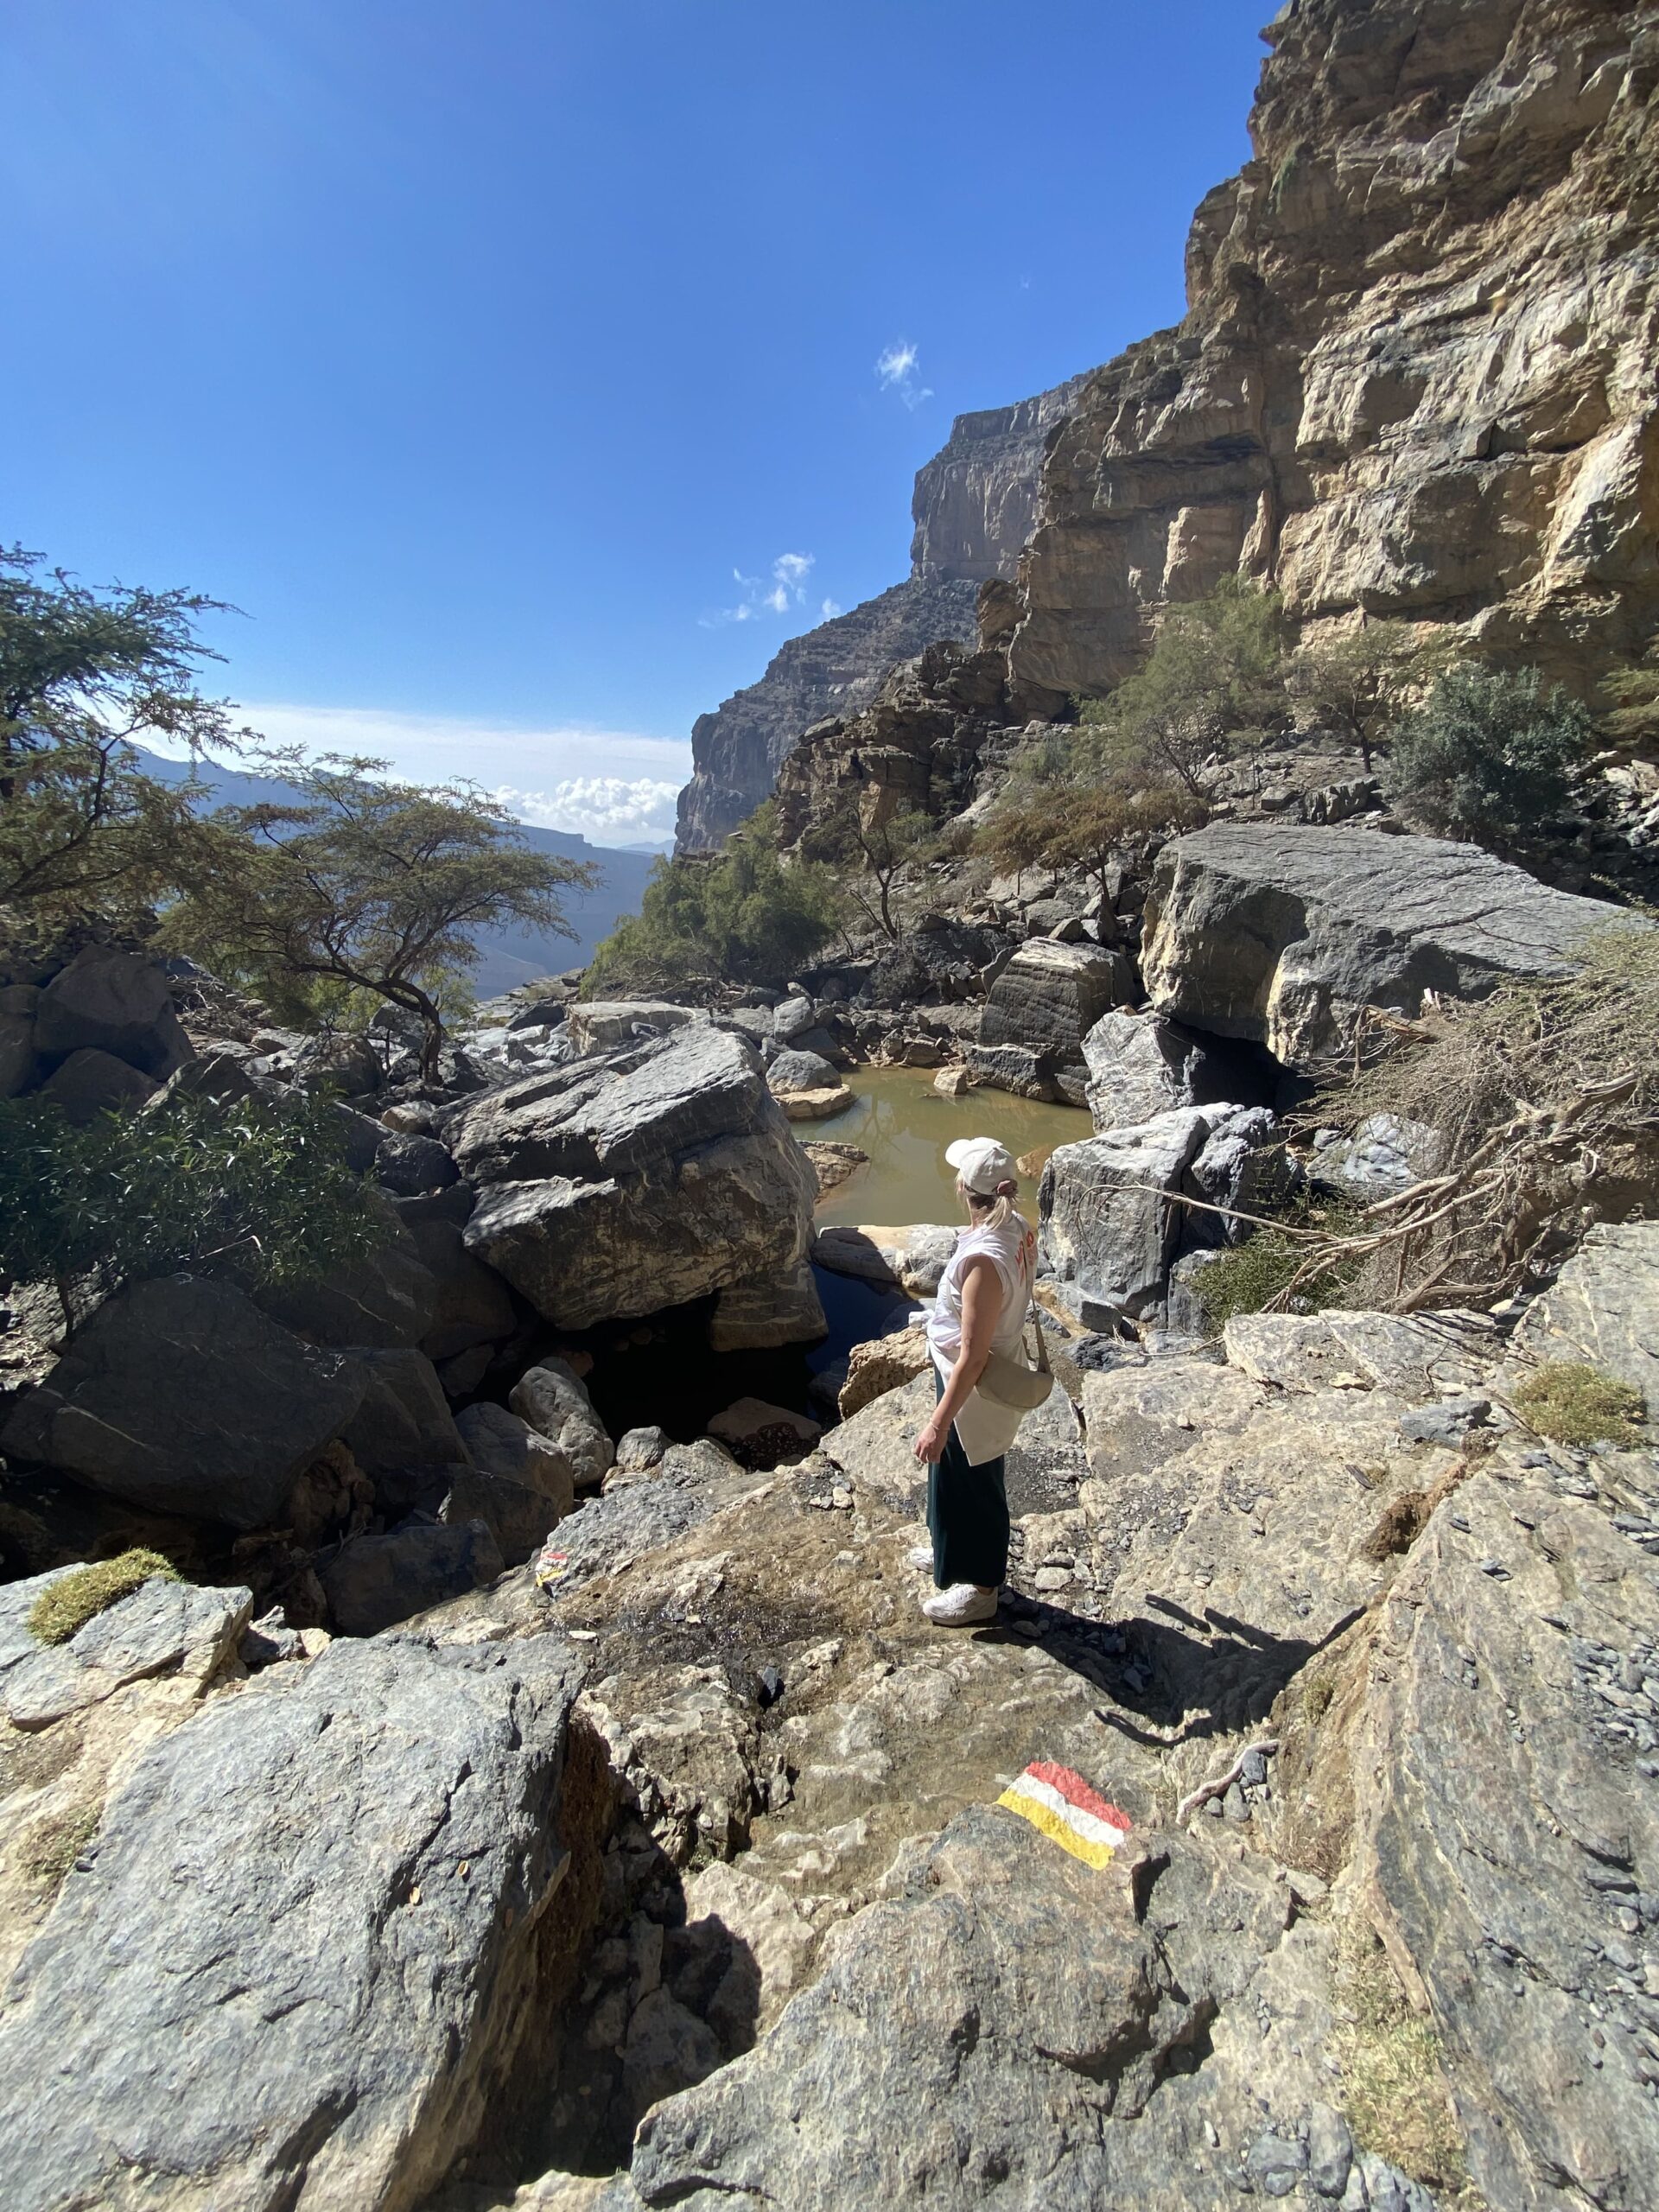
[925,1212,1038,1465]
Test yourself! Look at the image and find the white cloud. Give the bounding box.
[703,550,822,627]
[492,777,681,847]
[875,338,933,410]
[821,596,842,619]
[143,701,691,847]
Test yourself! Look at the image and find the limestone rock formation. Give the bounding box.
[1141,822,1639,1064]
[1007,0,1659,708]
[677,371,1085,853]
[454,1028,817,1330]
[910,377,1089,583]
[1,1569,251,1732]
[674,579,980,852]
[978,938,1137,1062]
[0,1631,590,2212]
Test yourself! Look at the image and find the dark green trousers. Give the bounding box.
[927,1367,1009,1590]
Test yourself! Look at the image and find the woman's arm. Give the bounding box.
[914,1255,1000,1464]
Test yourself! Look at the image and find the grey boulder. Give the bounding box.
[510,1360,615,1491]
[457,1030,817,1329]
[766,1047,839,1094]
[255,1211,441,1350]
[1141,823,1642,1066]
[438,1467,564,1565]
[978,939,1136,1058]
[340,1347,468,1474]
[37,1046,158,1121]
[318,1517,505,1635]
[0,1630,585,2211]
[0,1274,367,1529]
[1040,1106,1222,1325]
[1081,1007,1271,1134]
[30,945,190,1081]
[454,1401,576,1515]
[707,1258,828,1351]
[0,1569,252,1732]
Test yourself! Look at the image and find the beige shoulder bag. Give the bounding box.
[977,1301,1054,1412]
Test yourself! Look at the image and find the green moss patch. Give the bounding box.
[27,1549,180,1647]
[1512,1362,1647,1450]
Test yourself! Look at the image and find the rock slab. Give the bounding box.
[0,1630,587,2212]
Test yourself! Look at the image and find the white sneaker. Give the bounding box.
[906,1542,934,1571]
[922,1583,999,1626]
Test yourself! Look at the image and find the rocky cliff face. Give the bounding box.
[673,578,979,855]
[908,376,1089,583]
[675,377,1086,853]
[1009,0,1659,700]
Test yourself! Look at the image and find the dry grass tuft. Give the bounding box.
[27,1548,180,1646]
[21,1803,100,1892]
[1332,1920,1472,2197]
[1513,1361,1647,1448]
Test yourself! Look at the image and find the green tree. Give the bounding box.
[803,796,935,939]
[1077,577,1288,798]
[0,1090,379,1303]
[164,751,596,1084]
[1287,619,1455,773]
[980,762,1204,911]
[1385,664,1592,845]
[585,804,840,995]
[0,547,241,936]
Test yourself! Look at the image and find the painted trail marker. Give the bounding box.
[996,1760,1132,1869]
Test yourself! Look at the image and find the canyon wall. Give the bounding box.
[675,378,1087,852]
[1009,0,1659,700]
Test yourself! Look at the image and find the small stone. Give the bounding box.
[1245,2132,1307,2196]
[1306,2103,1353,2198]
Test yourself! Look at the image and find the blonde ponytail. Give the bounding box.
[966,1178,1019,1232]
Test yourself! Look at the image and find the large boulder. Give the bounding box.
[1,1569,252,1732]
[454,1401,576,1514]
[456,1030,817,1329]
[977,940,1136,1058]
[1039,1106,1222,1326]
[1081,1007,1271,1133]
[1353,1461,1659,2212]
[766,1047,839,1095]
[1141,823,1643,1066]
[564,1001,708,1054]
[37,1046,158,1121]
[255,1211,441,1351]
[29,946,190,1082]
[510,1360,615,1491]
[0,1275,367,1529]
[0,1631,588,2210]
[318,1517,505,1633]
[340,1348,468,1474]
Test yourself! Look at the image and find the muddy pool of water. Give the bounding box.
[805,1067,1092,1230]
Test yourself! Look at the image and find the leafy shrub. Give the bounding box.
[1512,1362,1646,1449]
[0,1090,379,1298]
[586,805,841,995]
[1195,1207,1362,1331]
[1385,664,1592,843]
[28,1548,181,1644]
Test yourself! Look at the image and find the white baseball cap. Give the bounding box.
[945,1136,1018,1195]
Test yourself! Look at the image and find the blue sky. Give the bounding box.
[4,2,1261,846]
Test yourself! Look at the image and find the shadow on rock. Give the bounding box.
[981,1588,1363,1747]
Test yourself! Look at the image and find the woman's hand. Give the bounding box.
[914,1415,948,1465]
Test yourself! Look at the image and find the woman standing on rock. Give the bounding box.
[912,1136,1042,1626]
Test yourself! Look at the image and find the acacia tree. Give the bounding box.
[804,795,935,940]
[980,770,1205,912]
[1077,577,1288,798]
[167,752,597,1084]
[1287,619,1454,772]
[0,547,238,934]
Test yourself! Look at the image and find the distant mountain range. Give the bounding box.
[137,748,658,997]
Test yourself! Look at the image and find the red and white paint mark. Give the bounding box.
[996,1760,1132,1869]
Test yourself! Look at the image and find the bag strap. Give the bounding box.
[1025,1300,1051,1376]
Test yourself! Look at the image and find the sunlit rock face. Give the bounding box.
[1009,0,1659,703]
